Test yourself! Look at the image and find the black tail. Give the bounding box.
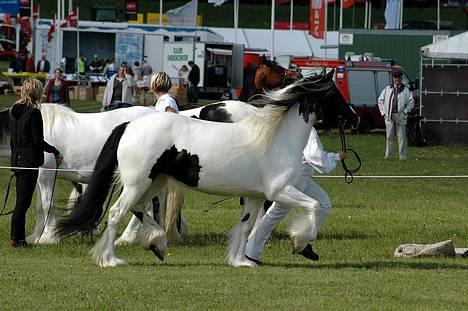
[56,122,130,237]
[0,109,10,145]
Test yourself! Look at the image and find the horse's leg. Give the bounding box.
[227,197,264,268]
[91,185,148,267]
[288,179,331,252]
[116,181,166,246]
[27,170,59,244]
[269,183,326,254]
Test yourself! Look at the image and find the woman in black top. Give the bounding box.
[9,78,63,248]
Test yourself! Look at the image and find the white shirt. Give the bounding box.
[302,128,340,176]
[154,93,179,113]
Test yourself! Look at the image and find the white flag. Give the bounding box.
[166,0,198,27]
[208,0,229,6]
[384,0,401,29]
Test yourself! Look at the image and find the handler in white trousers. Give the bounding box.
[377,70,414,160]
[244,128,345,263]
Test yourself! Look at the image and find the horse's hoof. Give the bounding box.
[149,245,164,262]
[245,255,262,266]
[298,243,319,261]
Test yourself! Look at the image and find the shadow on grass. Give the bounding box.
[179,232,227,247]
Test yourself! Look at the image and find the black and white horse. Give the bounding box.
[57,74,359,267]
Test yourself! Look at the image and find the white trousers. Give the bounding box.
[385,113,408,160]
[244,169,331,261]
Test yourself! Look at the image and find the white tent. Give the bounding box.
[421,31,468,59]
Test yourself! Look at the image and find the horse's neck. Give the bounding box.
[267,105,312,161]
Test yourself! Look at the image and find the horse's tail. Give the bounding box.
[0,109,10,145]
[56,122,130,237]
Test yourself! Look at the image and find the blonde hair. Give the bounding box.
[15,78,43,108]
[150,72,172,93]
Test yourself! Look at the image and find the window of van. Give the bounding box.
[347,70,377,107]
[376,71,390,95]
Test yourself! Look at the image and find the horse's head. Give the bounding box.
[255,59,302,91]
[278,71,359,129]
[316,80,359,130]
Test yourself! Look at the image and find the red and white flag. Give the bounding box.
[309,0,325,39]
[61,9,78,28]
[342,0,355,9]
[47,16,55,42]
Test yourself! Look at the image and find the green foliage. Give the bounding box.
[0,98,467,309]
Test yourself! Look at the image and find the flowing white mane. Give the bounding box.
[41,104,78,137]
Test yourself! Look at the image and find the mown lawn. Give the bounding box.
[0,98,467,310]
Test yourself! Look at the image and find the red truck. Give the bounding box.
[289,58,419,133]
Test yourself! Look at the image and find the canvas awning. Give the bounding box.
[421,31,468,59]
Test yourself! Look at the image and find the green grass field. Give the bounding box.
[0,97,467,310]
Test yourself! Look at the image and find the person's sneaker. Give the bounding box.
[245,255,262,265]
[298,243,319,261]
[11,239,30,248]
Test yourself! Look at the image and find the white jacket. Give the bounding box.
[377,85,414,124]
[102,73,135,108]
[302,128,340,176]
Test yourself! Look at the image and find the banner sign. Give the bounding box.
[309,0,325,39]
[0,0,20,15]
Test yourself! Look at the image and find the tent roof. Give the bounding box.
[421,31,468,59]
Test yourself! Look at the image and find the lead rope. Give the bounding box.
[0,173,15,216]
[339,118,362,183]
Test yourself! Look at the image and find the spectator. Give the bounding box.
[36,53,50,73]
[103,58,116,78]
[141,59,153,76]
[26,53,35,73]
[178,64,190,88]
[187,60,200,103]
[44,68,70,107]
[10,52,26,73]
[132,61,142,81]
[102,63,135,111]
[378,70,415,160]
[76,54,86,75]
[88,54,103,73]
[151,72,179,113]
[8,78,63,248]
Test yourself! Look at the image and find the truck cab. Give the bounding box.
[290,57,419,133]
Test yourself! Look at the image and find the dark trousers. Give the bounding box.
[187,84,198,103]
[11,170,38,241]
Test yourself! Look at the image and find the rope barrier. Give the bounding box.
[0,165,467,179]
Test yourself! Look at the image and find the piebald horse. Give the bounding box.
[57,74,359,267]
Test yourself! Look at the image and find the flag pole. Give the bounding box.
[271,0,275,60]
[399,0,403,29]
[56,0,61,69]
[324,0,328,59]
[437,0,440,30]
[234,0,238,43]
[76,6,80,76]
[339,0,343,29]
[159,0,163,26]
[289,0,293,30]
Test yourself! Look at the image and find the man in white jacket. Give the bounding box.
[377,70,414,160]
[102,64,135,111]
[244,128,346,264]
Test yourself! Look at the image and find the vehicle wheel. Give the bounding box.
[358,119,370,134]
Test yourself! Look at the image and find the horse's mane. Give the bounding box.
[239,71,335,152]
[41,104,78,136]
